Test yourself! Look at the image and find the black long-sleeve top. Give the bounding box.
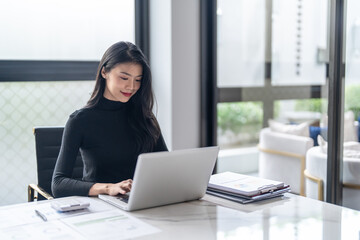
[51,97,168,198]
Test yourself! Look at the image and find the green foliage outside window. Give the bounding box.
[345,84,360,118]
[217,84,360,148]
[292,84,360,118]
[294,98,325,112]
[217,102,263,134]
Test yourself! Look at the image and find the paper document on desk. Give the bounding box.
[208,172,285,196]
[0,221,85,240]
[0,197,113,229]
[61,209,160,240]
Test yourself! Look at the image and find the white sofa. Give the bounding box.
[305,146,360,210]
[258,128,314,195]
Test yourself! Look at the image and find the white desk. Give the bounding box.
[1,193,360,240]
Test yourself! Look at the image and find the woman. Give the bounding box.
[52,41,168,198]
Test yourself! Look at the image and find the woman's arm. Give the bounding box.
[51,111,94,198]
[88,179,132,196]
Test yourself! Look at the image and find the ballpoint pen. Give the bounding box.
[34,209,47,222]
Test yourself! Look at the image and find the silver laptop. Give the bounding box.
[98,146,219,211]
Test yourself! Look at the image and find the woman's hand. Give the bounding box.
[88,179,133,196]
[107,179,133,196]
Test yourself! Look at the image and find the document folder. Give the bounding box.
[207,172,290,198]
[206,186,290,204]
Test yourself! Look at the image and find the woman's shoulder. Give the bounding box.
[65,108,97,131]
[69,107,96,121]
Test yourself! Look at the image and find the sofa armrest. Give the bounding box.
[258,128,314,196]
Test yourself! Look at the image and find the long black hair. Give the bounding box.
[86,41,161,153]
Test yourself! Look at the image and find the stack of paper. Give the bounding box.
[207,172,291,204]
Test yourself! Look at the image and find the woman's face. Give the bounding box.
[102,62,143,103]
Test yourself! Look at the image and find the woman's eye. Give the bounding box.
[136,79,142,82]
[121,77,128,80]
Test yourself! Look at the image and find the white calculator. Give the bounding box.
[51,198,90,212]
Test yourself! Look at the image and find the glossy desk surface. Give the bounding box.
[1,193,360,240]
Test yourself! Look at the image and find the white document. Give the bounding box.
[0,221,85,240]
[0,197,114,229]
[0,198,160,240]
[61,209,160,240]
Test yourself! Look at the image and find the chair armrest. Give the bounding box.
[28,184,54,202]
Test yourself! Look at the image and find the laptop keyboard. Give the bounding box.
[116,195,129,203]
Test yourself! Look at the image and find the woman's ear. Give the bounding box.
[101,67,107,79]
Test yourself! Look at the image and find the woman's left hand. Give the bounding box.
[107,179,133,195]
[88,179,133,196]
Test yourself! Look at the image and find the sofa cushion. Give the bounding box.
[318,135,360,158]
[269,119,309,137]
[321,111,358,142]
[309,126,327,146]
[344,111,358,142]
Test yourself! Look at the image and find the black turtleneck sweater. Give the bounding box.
[51,97,168,198]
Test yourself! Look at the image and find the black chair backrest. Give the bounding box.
[34,126,84,200]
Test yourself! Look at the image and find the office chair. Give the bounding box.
[28,126,84,201]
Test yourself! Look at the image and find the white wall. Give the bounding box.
[150,0,201,150]
[150,0,173,148]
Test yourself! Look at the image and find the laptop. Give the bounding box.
[98,146,219,211]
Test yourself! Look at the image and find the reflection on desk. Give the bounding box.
[0,193,360,240]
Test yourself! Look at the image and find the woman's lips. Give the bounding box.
[121,92,132,97]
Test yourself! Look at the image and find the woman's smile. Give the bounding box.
[121,91,132,97]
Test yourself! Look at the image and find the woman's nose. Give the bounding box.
[126,79,135,90]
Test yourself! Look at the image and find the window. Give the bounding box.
[217,0,266,87]
[0,0,135,61]
[0,0,138,82]
[204,0,328,175]
[0,0,142,206]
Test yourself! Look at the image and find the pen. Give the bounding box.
[35,209,47,222]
